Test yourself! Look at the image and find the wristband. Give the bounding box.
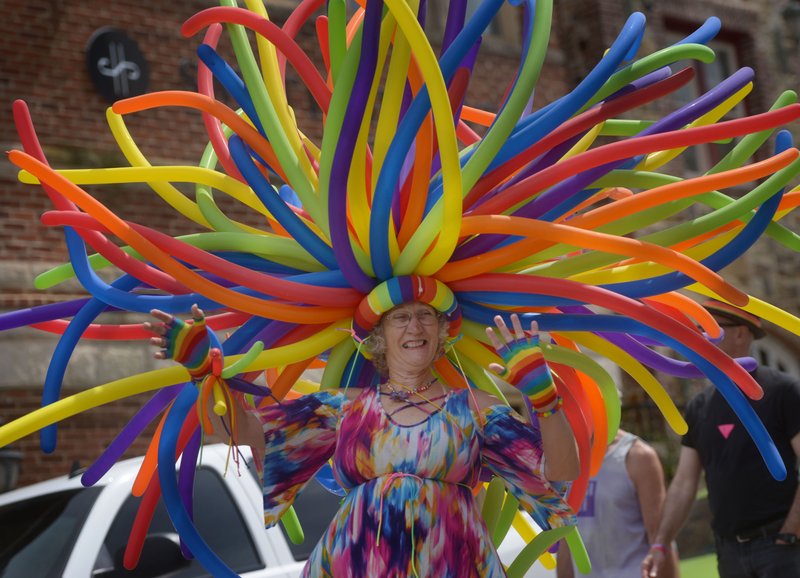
[649,543,667,553]
[776,533,798,544]
[533,396,564,418]
[498,336,557,411]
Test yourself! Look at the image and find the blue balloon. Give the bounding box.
[197,44,267,137]
[39,270,141,453]
[601,170,784,298]
[456,66,755,259]
[212,252,306,275]
[229,135,338,269]
[535,314,786,479]
[314,462,346,496]
[370,0,508,279]
[279,184,303,209]
[158,384,239,577]
[675,17,721,46]
[64,228,221,312]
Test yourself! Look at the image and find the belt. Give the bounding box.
[722,519,785,543]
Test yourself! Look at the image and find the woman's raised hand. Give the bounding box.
[485,314,559,415]
[143,304,212,380]
[485,313,540,375]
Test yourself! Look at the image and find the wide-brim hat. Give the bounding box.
[702,299,766,340]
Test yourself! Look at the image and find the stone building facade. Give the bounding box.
[1,0,798,488]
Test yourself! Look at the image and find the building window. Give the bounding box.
[753,337,800,378]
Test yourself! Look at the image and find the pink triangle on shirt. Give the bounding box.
[718,424,735,439]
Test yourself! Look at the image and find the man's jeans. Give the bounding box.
[715,534,800,578]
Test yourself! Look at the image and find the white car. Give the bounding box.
[0,444,555,577]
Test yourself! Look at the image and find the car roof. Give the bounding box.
[0,443,237,507]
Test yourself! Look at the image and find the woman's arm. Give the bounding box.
[627,439,665,543]
[630,435,682,578]
[538,400,580,481]
[556,540,576,578]
[486,314,580,481]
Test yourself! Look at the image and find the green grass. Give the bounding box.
[679,554,719,578]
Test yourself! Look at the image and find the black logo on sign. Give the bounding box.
[86,27,149,102]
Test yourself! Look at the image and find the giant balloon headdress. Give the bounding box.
[4,0,800,575]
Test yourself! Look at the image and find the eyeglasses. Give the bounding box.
[384,309,441,328]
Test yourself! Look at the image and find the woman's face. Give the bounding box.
[381,302,442,374]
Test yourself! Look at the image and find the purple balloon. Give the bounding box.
[458,67,755,259]
[178,427,202,559]
[328,0,382,293]
[82,384,182,486]
[0,298,102,331]
[558,305,757,377]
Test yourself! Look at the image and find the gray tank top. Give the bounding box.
[573,433,651,578]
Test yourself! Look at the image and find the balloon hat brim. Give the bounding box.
[352,276,462,341]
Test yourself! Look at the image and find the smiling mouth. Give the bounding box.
[403,339,427,349]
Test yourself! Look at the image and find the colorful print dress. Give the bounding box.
[251,386,575,578]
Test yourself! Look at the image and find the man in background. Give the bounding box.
[641,300,800,578]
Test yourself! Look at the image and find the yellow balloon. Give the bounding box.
[0,324,348,448]
[562,331,688,435]
[383,0,461,276]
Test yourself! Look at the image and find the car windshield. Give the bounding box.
[0,486,102,577]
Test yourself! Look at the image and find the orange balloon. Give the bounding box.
[566,148,798,229]
[643,292,721,339]
[439,214,746,306]
[9,151,353,324]
[551,334,608,477]
[471,105,800,217]
[556,374,591,511]
[112,91,289,183]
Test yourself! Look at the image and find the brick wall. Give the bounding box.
[1,389,157,487]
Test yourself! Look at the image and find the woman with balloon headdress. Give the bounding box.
[145,275,581,578]
[7,1,800,576]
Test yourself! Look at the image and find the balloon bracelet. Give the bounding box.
[163,314,266,435]
[499,337,563,419]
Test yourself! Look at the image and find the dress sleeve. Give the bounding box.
[480,404,576,531]
[248,390,346,527]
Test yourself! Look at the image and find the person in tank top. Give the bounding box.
[557,429,679,578]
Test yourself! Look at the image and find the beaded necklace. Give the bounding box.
[382,376,437,403]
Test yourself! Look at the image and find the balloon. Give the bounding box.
[81,384,181,486]
[158,385,238,577]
